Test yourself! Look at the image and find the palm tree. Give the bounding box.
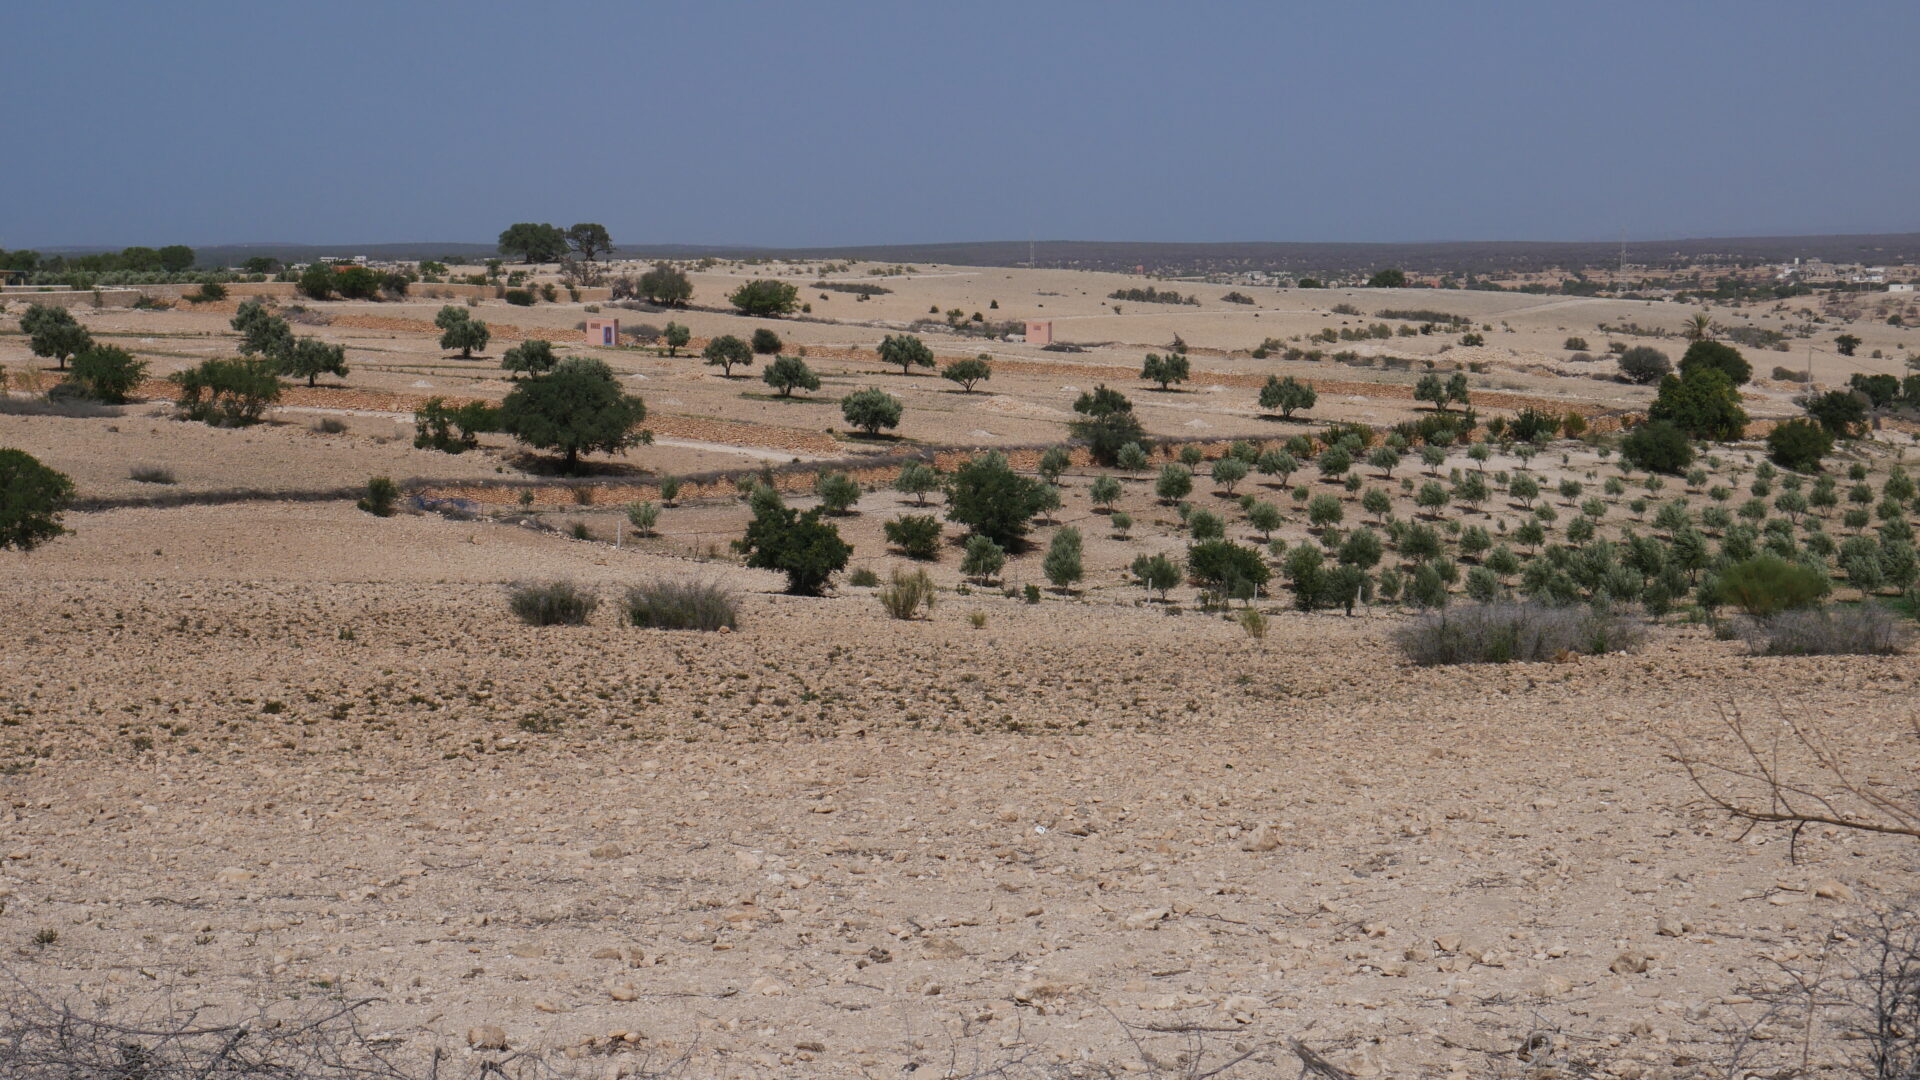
[1685,312,1713,341]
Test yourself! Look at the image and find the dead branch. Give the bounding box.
[1663,707,1920,846]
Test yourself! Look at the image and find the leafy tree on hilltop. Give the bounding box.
[498,222,568,264]
[1367,268,1408,288]
[565,223,613,261]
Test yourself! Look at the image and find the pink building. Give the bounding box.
[1024,320,1053,346]
[585,317,620,347]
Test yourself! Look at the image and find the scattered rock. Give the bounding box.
[467,1026,508,1051]
[1610,951,1651,975]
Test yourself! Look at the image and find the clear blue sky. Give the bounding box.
[4,1,1915,249]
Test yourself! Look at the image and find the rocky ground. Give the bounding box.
[2,502,1914,1079]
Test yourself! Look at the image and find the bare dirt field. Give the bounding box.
[2,266,1917,1079]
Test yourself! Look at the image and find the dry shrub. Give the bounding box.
[1394,602,1645,665]
[507,580,598,626]
[1741,606,1911,657]
[877,568,936,620]
[622,579,738,631]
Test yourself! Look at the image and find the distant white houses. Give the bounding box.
[1891,282,1915,293]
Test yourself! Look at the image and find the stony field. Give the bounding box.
[1,267,1917,1079]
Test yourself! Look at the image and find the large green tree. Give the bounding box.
[497,222,569,264]
[877,333,934,375]
[435,306,491,358]
[728,279,799,317]
[738,497,851,596]
[1068,384,1146,466]
[498,358,648,472]
[157,245,196,273]
[65,345,148,403]
[637,264,692,306]
[703,335,753,376]
[1677,340,1751,386]
[565,223,613,261]
[232,301,294,358]
[945,451,1050,548]
[0,449,75,552]
[1649,367,1747,441]
[1258,374,1316,418]
[22,304,92,370]
[502,339,558,377]
[279,337,350,387]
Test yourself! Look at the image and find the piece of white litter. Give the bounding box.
[1034,826,1048,835]
[1207,384,1225,392]
[968,429,996,439]
[412,380,433,388]
[627,373,649,380]
[1184,418,1212,429]
[1060,385,1079,393]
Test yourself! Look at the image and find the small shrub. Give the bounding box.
[815,471,862,514]
[877,568,937,620]
[848,566,881,587]
[1715,555,1829,616]
[504,288,536,306]
[884,513,943,559]
[961,534,1007,582]
[1394,602,1646,665]
[1238,608,1269,640]
[626,500,661,536]
[968,611,988,629]
[507,580,598,625]
[1741,606,1910,656]
[315,417,349,435]
[357,476,398,517]
[622,579,739,631]
[129,465,175,485]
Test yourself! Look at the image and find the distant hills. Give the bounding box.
[103,233,1920,277]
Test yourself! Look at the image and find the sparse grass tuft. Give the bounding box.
[129,465,176,485]
[1741,606,1911,656]
[507,580,598,626]
[1395,602,1645,665]
[623,579,739,631]
[877,568,937,620]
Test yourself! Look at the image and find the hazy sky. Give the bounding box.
[5,2,1915,249]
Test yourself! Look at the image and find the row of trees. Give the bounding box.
[0,245,193,275]
[497,223,612,265]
